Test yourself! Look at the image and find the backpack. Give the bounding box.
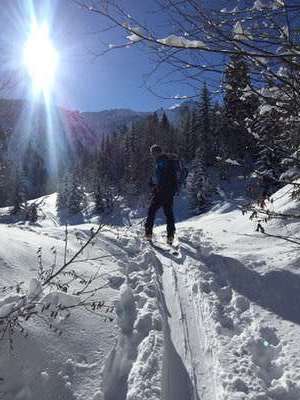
[158,156,186,193]
[176,159,188,189]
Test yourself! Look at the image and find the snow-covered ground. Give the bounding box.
[1,185,300,399]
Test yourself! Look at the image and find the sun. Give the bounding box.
[23,23,59,94]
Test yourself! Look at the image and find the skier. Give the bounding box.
[145,144,178,245]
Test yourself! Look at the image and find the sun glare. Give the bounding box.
[23,23,58,94]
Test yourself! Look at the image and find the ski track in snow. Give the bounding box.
[106,221,300,400]
[1,190,300,399]
[157,230,300,400]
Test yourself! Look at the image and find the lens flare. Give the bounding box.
[23,23,58,93]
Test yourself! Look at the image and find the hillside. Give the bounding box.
[0,184,300,399]
[81,100,196,137]
[81,109,150,137]
[0,98,195,147]
[0,99,97,171]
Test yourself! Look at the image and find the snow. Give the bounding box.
[280,167,300,181]
[272,0,284,9]
[225,158,241,166]
[233,21,252,41]
[1,185,300,399]
[28,278,43,299]
[168,103,181,110]
[126,27,144,43]
[158,35,206,49]
[259,104,276,115]
[253,0,265,11]
[233,21,245,39]
[0,195,120,400]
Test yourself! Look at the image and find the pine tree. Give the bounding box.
[223,55,258,160]
[28,203,38,223]
[124,123,140,195]
[181,84,213,165]
[186,150,212,213]
[252,109,287,195]
[182,110,197,161]
[94,177,105,213]
[68,173,86,215]
[211,102,224,156]
[160,113,175,152]
[92,152,107,213]
[146,113,160,145]
[56,171,72,212]
[197,83,213,165]
[0,128,9,206]
[23,143,47,198]
[200,83,211,134]
[10,166,27,214]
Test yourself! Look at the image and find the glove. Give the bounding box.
[152,185,159,194]
[148,177,155,188]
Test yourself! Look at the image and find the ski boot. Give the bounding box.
[145,233,153,242]
[167,235,174,245]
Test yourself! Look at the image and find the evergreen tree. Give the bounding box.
[186,150,213,213]
[0,128,9,206]
[181,84,213,165]
[91,152,108,213]
[68,173,86,215]
[23,143,47,197]
[252,108,290,196]
[223,55,258,160]
[27,203,38,223]
[56,171,72,211]
[200,83,211,133]
[94,177,105,213]
[10,166,27,214]
[160,113,175,152]
[146,113,160,145]
[211,102,225,156]
[124,123,140,195]
[182,110,197,161]
[197,83,213,164]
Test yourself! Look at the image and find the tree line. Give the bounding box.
[1,53,300,217]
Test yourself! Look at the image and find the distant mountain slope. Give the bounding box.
[0,98,97,172]
[81,100,197,137]
[0,99,198,154]
[157,100,198,126]
[81,109,150,137]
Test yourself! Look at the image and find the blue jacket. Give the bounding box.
[153,154,178,195]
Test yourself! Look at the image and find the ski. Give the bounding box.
[147,238,180,256]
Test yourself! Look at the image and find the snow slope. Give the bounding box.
[107,183,300,399]
[0,195,121,400]
[157,184,300,399]
[1,185,300,399]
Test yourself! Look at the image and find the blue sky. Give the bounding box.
[0,0,220,112]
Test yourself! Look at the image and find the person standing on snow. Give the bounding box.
[145,144,178,244]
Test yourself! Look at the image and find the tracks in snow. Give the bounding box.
[102,227,300,400]
[152,237,214,400]
[151,229,300,400]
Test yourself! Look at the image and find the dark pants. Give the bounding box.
[145,191,175,237]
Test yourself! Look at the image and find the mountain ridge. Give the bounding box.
[81,99,197,136]
[0,98,197,146]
